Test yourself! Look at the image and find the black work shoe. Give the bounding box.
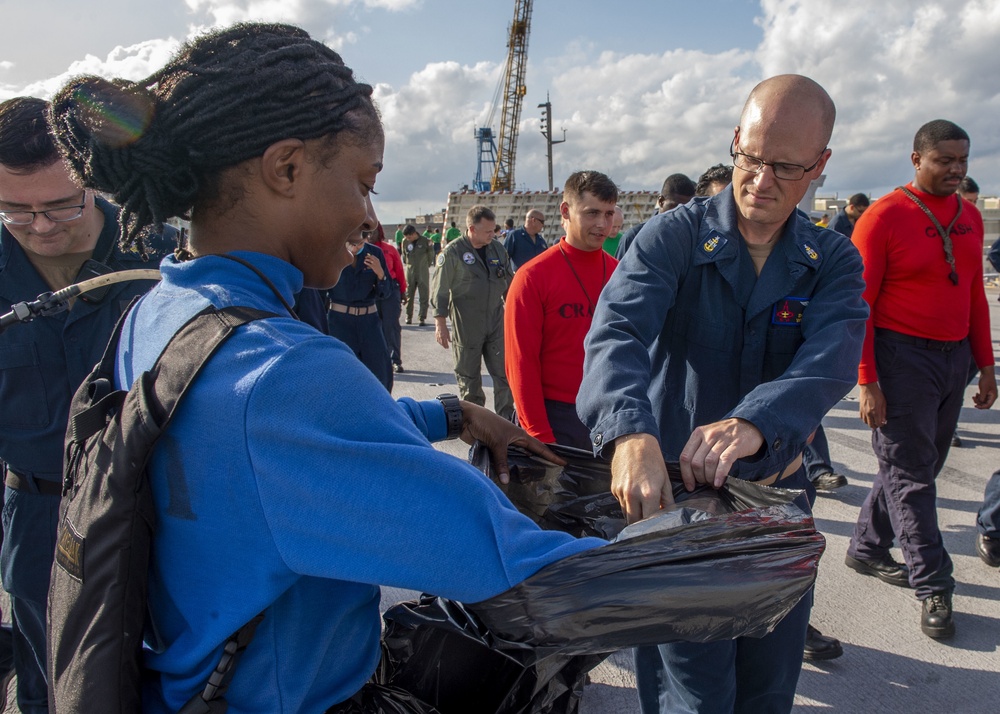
[951,433,962,448]
[977,533,1000,567]
[921,592,955,639]
[845,553,911,588]
[812,471,847,492]
[803,624,843,661]
[405,317,412,325]
[393,363,405,374]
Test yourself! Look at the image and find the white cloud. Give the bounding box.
[184,0,420,26]
[0,38,181,101]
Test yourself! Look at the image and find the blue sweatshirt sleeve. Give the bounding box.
[246,339,604,603]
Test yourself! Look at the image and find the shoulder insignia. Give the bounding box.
[462,252,476,265]
[436,253,446,267]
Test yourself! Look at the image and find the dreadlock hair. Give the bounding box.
[49,23,379,254]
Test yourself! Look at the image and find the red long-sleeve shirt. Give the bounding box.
[505,238,617,442]
[374,239,406,295]
[852,183,993,384]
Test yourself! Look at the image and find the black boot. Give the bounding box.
[920,592,955,639]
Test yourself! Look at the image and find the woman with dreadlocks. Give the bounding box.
[50,23,603,712]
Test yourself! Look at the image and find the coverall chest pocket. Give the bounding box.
[763,324,804,381]
[673,309,735,352]
[0,342,51,428]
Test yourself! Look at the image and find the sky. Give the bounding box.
[2,0,999,223]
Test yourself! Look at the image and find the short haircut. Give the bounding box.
[913,120,969,153]
[402,224,418,236]
[563,170,619,205]
[847,193,870,208]
[959,177,979,194]
[467,204,495,227]
[504,218,514,229]
[694,164,733,197]
[0,97,61,171]
[660,173,695,202]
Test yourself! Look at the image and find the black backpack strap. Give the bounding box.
[177,612,266,714]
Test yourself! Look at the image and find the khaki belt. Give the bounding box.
[5,470,62,497]
[756,453,804,487]
[328,302,378,316]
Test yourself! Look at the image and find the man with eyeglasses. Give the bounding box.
[579,75,867,714]
[0,97,174,713]
[503,209,547,270]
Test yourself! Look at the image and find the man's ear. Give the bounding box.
[259,139,307,197]
[560,202,570,220]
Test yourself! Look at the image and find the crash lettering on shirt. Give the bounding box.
[924,223,976,239]
[558,303,596,319]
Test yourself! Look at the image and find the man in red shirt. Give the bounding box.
[846,120,996,639]
[505,171,619,449]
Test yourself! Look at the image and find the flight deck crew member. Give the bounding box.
[0,97,173,713]
[432,204,514,418]
[503,209,547,270]
[846,120,996,639]
[371,222,406,373]
[326,238,393,391]
[578,75,867,714]
[401,223,433,326]
[506,170,619,449]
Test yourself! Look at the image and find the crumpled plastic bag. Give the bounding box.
[370,443,823,713]
[465,442,824,652]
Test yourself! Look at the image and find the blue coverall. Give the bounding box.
[578,190,868,714]
[0,197,171,713]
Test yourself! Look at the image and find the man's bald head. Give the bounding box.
[739,74,836,149]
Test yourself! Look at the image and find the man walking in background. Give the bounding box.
[846,119,995,640]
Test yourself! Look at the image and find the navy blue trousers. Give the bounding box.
[802,424,833,481]
[327,310,393,393]
[635,589,811,714]
[378,287,403,368]
[978,469,1000,538]
[1,482,60,714]
[634,464,812,714]
[848,335,968,599]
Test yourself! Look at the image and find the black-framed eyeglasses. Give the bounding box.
[730,139,826,181]
[0,190,87,226]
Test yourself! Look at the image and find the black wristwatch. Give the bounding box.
[436,393,463,440]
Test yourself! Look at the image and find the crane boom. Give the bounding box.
[491,0,533,192]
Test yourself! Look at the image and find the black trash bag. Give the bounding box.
[466,442,824,654]
[379,596,605,714]
[324,681,442,714]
